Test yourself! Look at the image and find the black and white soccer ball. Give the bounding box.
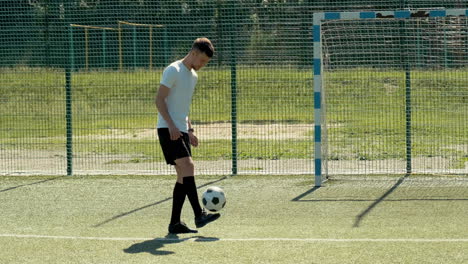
[202,186,226,212]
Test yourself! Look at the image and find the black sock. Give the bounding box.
[183,176,203,217]
[170,182,186,225]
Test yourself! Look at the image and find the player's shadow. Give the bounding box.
[123,234,219,256]
[94,176,228,227]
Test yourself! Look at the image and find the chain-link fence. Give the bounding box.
[0,1,467,176]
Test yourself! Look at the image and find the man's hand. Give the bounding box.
[169,125,182,141]
[189,132,198,147]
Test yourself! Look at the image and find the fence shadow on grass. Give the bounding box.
[352,173,410,227]
[93,176,228,228]
[290,174,414,228]
[291,186,321,201]
[292,174,409,227]
[0,176,64,193]
[124,234,219,256]
[290,174,468,228]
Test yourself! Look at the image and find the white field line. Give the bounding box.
[0,234,467,243]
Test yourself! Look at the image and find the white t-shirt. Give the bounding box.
[157,60,198,132]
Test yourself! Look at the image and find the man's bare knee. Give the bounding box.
[174,157,194,177]
[175,158,193,169]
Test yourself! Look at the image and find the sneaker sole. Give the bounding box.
[168,229,198,234]
[195,214,221,228]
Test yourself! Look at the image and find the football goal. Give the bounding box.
[69,24,118,71]
[117,21,167,70]
[314,9,468,186]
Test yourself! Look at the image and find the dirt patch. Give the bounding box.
[83,123,314,141]
[1,125,466,176]
[1,149,465,176]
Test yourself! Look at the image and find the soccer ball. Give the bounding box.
[202,186,226,212]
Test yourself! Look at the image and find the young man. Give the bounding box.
[155,38,220,234]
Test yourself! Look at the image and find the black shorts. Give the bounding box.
[157,128,192,165]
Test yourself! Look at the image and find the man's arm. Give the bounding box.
[187,117,198,147]
[188,118,193,132]
[155,84,182,140]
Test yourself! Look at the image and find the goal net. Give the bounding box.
[314,9,468,184]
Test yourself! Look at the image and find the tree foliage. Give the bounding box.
[0,0,464,67]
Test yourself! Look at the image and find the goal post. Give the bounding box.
[314,9,468,185]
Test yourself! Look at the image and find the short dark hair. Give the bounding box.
[192,38,214,58]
